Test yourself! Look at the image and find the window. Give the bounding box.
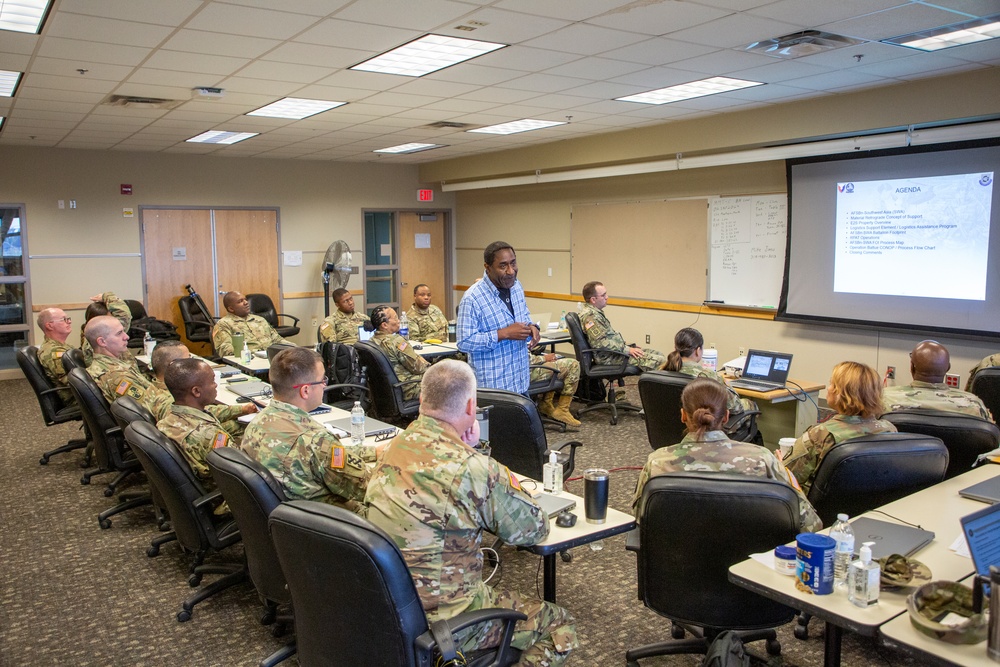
[0,205,30,371]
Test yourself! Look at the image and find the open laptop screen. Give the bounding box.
[962,501,1000,578]
[741,349,793,384]
[357,324,375,342]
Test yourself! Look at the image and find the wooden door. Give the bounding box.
[142,208,213,348]
[214,209,280,311]
[399,211,447,315]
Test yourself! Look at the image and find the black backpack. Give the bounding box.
[703,631,750,667]
[129,316,180,342]
[319,341,369,410]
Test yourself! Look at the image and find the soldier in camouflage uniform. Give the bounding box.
[366,360,578,666]
[84,316,154,403]
[632,378,821,532]
[786,361,896,496]
[36,307,77,404]
[80,291,132,365]
[241,347,377,513]
[883,341,993,421]
[406,284,449,342]
[579,281,666,371]
[665,327,756,416]
[530,353,581,428]
[212,291,292,357]
[318,288,367,344]
[967,353,1000,392]
[369,305,429,401]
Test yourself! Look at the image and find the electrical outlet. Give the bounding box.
[887,366,895,380]
[945,373,960,388]
[311,317,318,328]
[739,347,745,358]
[645,334,650,344]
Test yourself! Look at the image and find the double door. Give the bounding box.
[140,208,280,348]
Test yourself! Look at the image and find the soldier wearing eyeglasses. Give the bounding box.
[36,307,76,403]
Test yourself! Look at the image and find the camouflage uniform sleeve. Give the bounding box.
[311,430,370,505]
[184,422,231,482]
[473,457,548,545]
[407,308,426,342]
[632,462,654,515]
[784,425,834,497]
[763,451,822,532]
[318,318,336,342]
[101,368,149,402]
[206,403,245,424]
[213,318,235,357]
[103,291,133,330]
[581,311,625,353]
[397,339,430,374]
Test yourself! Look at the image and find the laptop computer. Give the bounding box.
[849,517,935,560]
[266,342,297,362]
[959,474,1000,504]
[357,324,375,342]
[327,415,397,438]
[535,493,576,518]
[531,312,552,330]
[226,381,272,399]
[961,501,1000,581]
[729,349,794,391]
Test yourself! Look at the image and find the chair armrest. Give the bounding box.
[275,312,300,326]
[527,364,561,393]
[391,378,424,393]
[415,608,527,666]
[624,527,640,552]
[193,489,223,509]
[548,440,583,478]
[581,345,631,375]
[39,385,68,397]
[724,409,760,433]
[185,320,214,334]
[322,383,370,401]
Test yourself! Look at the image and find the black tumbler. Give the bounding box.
[584,468,609,524]
[448,321,457,342]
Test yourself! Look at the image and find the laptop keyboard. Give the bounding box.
[730,379,782,392]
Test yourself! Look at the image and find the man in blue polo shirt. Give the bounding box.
[457,241,539,394]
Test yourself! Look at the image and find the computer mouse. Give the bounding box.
[412,342,423,350]
[555,512,577,528]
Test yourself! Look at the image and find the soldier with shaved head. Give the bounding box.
[85,315,153,404]
[212,291,291,357]
[883,340,993,421]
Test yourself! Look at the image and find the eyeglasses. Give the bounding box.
[292,378,328,389]
[53,316,72,323]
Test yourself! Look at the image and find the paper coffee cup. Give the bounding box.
[778,437,795,460]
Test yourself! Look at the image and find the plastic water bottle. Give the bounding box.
[559,310,566,329]
[350,401,365,445]
[143,331,156,358]
[399,312,409,339]
[830,513,855,588]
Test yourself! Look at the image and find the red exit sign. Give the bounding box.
[417,189,434,202]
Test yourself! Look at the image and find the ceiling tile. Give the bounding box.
[0,31,39,56]
[667,13,803,49]
[425,63,524,86]
[296,18,419,51]
[36,37,152,66]
[57,0,202,24]
[388,78,481,98]
[668,48,782,75]
[143,50,250,76]
[46,13,174,48]
[598,37,720,66]
[747,0,906,27]
[0,54,30,71]
[781,68,890,91]
[585,1,732,36]
[820,3,974,41]
[495,72,590,93]
[215,76,309,96]
[237,60,336,84]
[28,57,132,81]
[161,29,281,59]
[334,0,474,30]
[473,46,578,71]
[544,56,649,80]
[225,0,352,16]
[262,42,373,68]
[432,7,569,43]
[727,59,835,83]
[184,3,322,39]
[522,23,649,56]
[22,73,117,94]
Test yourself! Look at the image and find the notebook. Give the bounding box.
[327,416,397,438]
[226,381,272,399]
[729,349,794,391]
[961,501,1000,580]
[535,493,576,518]
[849,517,935,560]
[959,474,1000,504]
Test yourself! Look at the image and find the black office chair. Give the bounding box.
[970,367,1000,425]
[476,388,581,482]
[110,396,173,534]
[883,409,1000,479]
[564,311,642,425]
[626,473,797,665]
[318,340,371,412]
[791,432,948,640]
[124,299,180,349]
[124,422,246,622]
[207,448,296,667]
[17,345,88,465]
[525,363,566,432]
[178,294,217,352]
[60,347,87,374]
[637,370,762,449]
[246,293,300,339]
[354,340,421,424]
[66,368,153,529]
[269,500,525,667]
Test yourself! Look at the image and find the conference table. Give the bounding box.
[728,377,824,449]
[729,464,997,667]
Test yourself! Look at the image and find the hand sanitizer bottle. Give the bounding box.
[543,450,563,494]
[350,401,365,445]
[848,541,880,607]
[143,331,156,358]
[241,343,253,364]
[399,312,409,340]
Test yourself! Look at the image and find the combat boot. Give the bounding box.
[537,391,557,418]
[551,394,581,428]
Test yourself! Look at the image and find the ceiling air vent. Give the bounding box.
[424,121,474,129]
[745,30,864,59]
[103,94,185,110]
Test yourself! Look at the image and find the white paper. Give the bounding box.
[172,247,187,260]
[950,533,972,558]
[283,250,302,266]
[750,550,776,569]
[414,233,431,249]
[380,243,392,257]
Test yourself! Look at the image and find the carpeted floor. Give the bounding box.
[1,378,938,666]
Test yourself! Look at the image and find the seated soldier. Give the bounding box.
[406,284,448,342]
[36,307,76,404]
[883,340,993,421]
[80,291,132,365]
[579,281,666,371]
[367,305,428,401]
[241,347,381,512]
[318,288,367,344]
[212,291,292,357]
[530,352,582,428]
[84,315,153,404]
[967,352,1000,391]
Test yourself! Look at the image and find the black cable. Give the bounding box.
[784,379,821,413]
[867,509,925,531]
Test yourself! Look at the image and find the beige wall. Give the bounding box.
[441,70,1000,403]
[7,145,454,353]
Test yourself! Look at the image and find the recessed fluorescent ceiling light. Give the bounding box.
[186,130,258,145]
[0,0,51,34]
[468,119,566,135]
[0,70,22,97]
[351,34,506,77]
[374,142,444,154]
[616,76,764,105]
[246,97,345,120]
[885,15,1000,51]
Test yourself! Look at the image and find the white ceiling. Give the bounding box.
[0,0,997,163]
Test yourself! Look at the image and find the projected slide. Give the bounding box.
[834,172,993,300]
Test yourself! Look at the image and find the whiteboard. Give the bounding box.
[708,195,787,308]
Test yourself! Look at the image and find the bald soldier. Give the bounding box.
[36,307,76,403]
[212,291,291,357]
[366,360,579,666]
[80,291,132,365]
[318,288,367,344]
[883,340,994,421]
[84,315,154,404]
[241,347,380,512]
[158,358,249,496]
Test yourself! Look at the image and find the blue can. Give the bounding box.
[796,533,836,595]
